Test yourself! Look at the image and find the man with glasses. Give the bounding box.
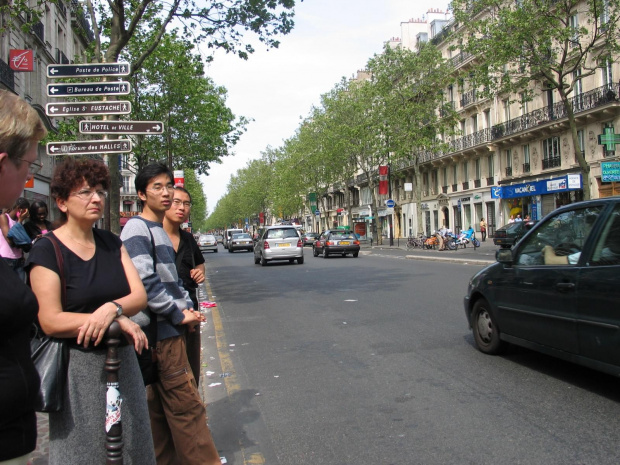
[162,186,206,385]
[120,163,220,465]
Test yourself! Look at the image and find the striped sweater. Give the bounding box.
[120,216,192,341]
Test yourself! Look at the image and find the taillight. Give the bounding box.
[354,240,360,245]
[326,241,333,246]
[297,239,303,247]
[263,241,270,249]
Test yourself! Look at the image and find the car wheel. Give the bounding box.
[342,253,347,257]
[323,248,329,258]
[254,254,260,264]
[313,247,319,257]
[297,256,304,264]
[289,259,294,263]
[471,299,505,355]
[214,248,218,253]
[260,254,267,266]
[353,252,359,258]
[228,248,233,253]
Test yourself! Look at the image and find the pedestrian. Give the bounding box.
[515,214,523,222]
[0,89,46,465]
[120,163,221,465]
[0,197,30,281]
[508,215,515,223]
[162,186,206,386]
[23,199,54,242]
[27,158,155,465]
[479,217,487,242]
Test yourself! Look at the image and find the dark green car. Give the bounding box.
[464,197,620,376]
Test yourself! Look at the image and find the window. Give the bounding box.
[475,158,481,180]
[505,149,512,176]
[487,155,494,178]
[460,119,466,136]
[443,167,448,187]
[542,137,561,168]
[590,205,620,266]
[573,69,583,96]
[602,58,613,87]
[523,145,530,172]
[122,176,131,193]
[503,99,510,122]
[515,206,602,266]
[600,0,610,26]
[484,109,491,128]
[577,130,585,160]
[569,13,579,47]
[472,114,478,133]
[453,164,458,184]
[520,92,528,115]
[463,160,469,181]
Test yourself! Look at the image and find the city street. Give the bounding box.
[201,245,620,465]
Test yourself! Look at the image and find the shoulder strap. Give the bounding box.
[44,235,66,309]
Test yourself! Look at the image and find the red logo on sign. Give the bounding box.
[10,50,34,71]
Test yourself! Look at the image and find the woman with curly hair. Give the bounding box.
[27,157,155,464]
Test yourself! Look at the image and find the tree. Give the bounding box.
[183,168,208,232]
[450,0,620,200]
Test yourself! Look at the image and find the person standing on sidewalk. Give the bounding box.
[163,186,206,386]
[120,163,220,465]
[0,197,30,281]
[0,90,46,465]
[479,218,487,242]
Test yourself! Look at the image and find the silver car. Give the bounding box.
[198,234,218,253]
[253,225,304,266]
[229,233,254,252]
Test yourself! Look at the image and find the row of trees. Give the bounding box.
[207,0,620,235]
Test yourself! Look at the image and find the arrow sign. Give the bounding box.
[46,139,132,156]
[47,62,130,78]
[47,81,131,97]
[46,101,132,117]
[79,120,165,135]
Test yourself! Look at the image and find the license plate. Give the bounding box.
[339,241,350,245]
[277,243,291,247]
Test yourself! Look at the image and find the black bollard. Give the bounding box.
[104,320,124,464]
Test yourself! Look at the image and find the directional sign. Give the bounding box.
[46,101,132,117]
[47,81,131,97]
[79,120,164,135]
[47,62,130,78]
[46,139,132,156]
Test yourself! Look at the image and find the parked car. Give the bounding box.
[215,234,224,244]
[198,234,218,253]
[302,232,319,246]
[464,197,620,376]
[253,225,304,266]
[313,230,360,258]
[492,220,536,248]
[223,228,243,249]
[228,233,253,252]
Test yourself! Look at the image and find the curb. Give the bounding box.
[404,254,493,265]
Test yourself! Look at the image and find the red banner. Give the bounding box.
[378,165,388,195]
[10,50,34,71]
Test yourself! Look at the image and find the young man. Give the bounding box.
[120,163,220,465]
[162,186,205,385]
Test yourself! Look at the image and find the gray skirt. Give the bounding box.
[49,344,155,465]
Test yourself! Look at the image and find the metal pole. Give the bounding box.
[105,320,124,464]
[388,164,394,246]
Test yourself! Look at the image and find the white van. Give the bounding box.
[224,228,243,249]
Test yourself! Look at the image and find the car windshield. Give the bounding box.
[266,228,298,239]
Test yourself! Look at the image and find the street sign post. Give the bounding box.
[79,120,164,135]
[47,62,130,78]
[47,82,131,97]
[315,210,320,216]
[46,139,132,156]
[45,101,132,117]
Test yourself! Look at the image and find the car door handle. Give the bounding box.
[555,282,576,292]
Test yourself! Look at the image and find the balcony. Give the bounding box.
[505,167,513,176]
[523,162,530,173]
[542,156,561,169]
[57,0,67,19]
[474,179,481,188]
[462,181,470,190]
[452,184,458,192]
[31,21,45,43]
[0,58,15,91]
[450,51,473,68]
[71,0,95,42]
[486,177,494,186]
[460,89,477,108]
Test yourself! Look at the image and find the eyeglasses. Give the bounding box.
[147,184,174,194]
[70,189,108,201]
[17,157,42,176]
[172,199,192,208]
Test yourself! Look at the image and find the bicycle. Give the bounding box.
[406,234,426,250]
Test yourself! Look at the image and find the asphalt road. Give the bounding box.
[199,245,620,465]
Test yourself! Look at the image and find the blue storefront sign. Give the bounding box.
[490,174,582,199]
[601,162,620,182]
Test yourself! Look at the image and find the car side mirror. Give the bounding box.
[496,248,513,264]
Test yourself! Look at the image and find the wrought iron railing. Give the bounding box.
[462,181,470,190]
[505,167,513,176]
[452,184,458,192]
[451,51,473,68]
[460,89,477,108]
[486,177,494,186]
[474,179,481,188]
[32,21,44,43]
[542,156,561,169]
[523,162,530,173]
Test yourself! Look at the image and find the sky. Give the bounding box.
[200,0,450,213]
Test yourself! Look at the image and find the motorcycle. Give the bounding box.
[455,228,481,249]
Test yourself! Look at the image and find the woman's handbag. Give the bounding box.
[8,222,32,251]
[30,235,69,412]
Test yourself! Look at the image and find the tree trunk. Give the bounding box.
[560,90,591,200]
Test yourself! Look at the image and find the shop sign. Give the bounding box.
[491,174,582,199]
[602,162,620,182]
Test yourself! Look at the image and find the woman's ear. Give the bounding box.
[56,196,68,214]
